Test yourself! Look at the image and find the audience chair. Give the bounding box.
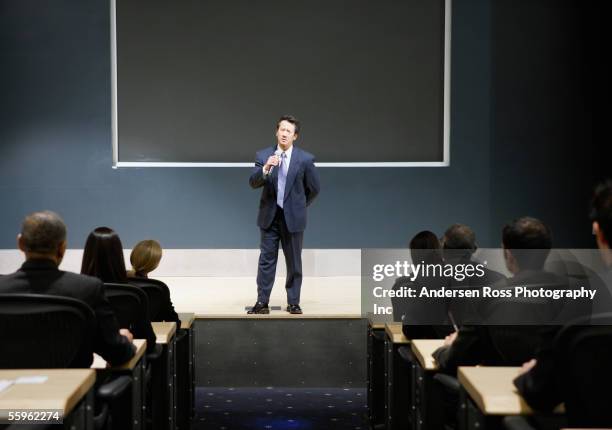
[126,278,166,321]
[0,294,131,430]
[0,293,95,368]
[553,312,612,427]
[103,283,163,427]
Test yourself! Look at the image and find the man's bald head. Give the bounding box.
[18,211,67,260]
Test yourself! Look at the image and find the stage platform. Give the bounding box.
[161,276,362,317]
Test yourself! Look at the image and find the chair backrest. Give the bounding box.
[555,313,612,427]
[103,283,150,331]
[127,278,165,321]
[0,293,95,368]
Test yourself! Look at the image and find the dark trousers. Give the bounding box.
[256,206,303,305]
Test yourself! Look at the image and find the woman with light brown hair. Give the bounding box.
[128,240,162,278]
[127,240,180,324]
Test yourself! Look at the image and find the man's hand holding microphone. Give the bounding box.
[263,149,283,175]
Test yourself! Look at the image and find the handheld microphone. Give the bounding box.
[268,149,282,174]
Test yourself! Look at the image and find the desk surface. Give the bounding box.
[458,367,534,415]
[384,323,410,344]
[411,339,444,371]
[92,339,147,370]
[178,312,195,329]
[152,321,177,344]
[367,313,394,329]
[0,369,95,417]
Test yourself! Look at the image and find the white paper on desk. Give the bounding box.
[0,380,14,392]
[15,376,48,384]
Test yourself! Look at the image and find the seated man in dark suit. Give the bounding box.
[441,224,506,324]
[0,210,135,367]
[514,181,612,421]
[433,217,564,374]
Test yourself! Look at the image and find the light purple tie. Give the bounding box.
[277,152,287,208]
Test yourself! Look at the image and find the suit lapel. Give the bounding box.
[283,147,301,201]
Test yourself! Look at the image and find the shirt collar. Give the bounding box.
[276,144,294,160]
[20,258,60,271]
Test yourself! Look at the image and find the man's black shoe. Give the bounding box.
[247,302,270,314]
[286,304,303,314]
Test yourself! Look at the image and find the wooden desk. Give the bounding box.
[152,321,178,430]
[0,369,95,429]
[385,322,410,344]
[384,323,411,430]
[178,312,195,330]
[459,367,533,416]
[152,322,177,344]
[176,313,195,429]
[411,339,443,371]
[92,339,147,370]
[410,339,445,430]
[92,339,147,430]
[458,366,564,430]
[366,314,393,427]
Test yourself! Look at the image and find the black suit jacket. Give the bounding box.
[391,276,454,339]
[0,258,135,367]
[432,270,565,374]
[445,255,507,325]
[513,269,612,416]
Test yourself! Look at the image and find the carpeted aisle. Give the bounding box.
[192,387,368,429]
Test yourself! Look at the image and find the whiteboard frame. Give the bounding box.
[110,0,452,168]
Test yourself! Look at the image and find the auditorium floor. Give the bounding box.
[192,387,368,430]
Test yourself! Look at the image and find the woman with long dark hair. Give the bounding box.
[82,227,156,351]
[392,230,453,339]
[81,227,129,283]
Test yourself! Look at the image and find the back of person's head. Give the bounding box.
[442,224,477,259]
[409,230,443,265]
[129,240,162,277]
[502,217,552,271]
[81,227,128,283]
[590,180,612,247]
[18,211,67,263]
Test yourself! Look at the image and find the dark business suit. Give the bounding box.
[391,276,454,339]
[0,258,135,367]
[249,145,320,305]
[445,255,506,325]
[513,269,612,420]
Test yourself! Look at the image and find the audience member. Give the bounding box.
[127,239,180,324]
[392,230,453,339]
[81,227,157,352]
[590,179,612,312]
[0,211,135,366]
[433,217,564,374]
[513,181,612,424]
[442,224,506,324]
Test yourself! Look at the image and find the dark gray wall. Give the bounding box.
[0,0,604,249]
[487,0,606,247]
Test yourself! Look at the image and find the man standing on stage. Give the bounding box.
[248,115,320,314]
